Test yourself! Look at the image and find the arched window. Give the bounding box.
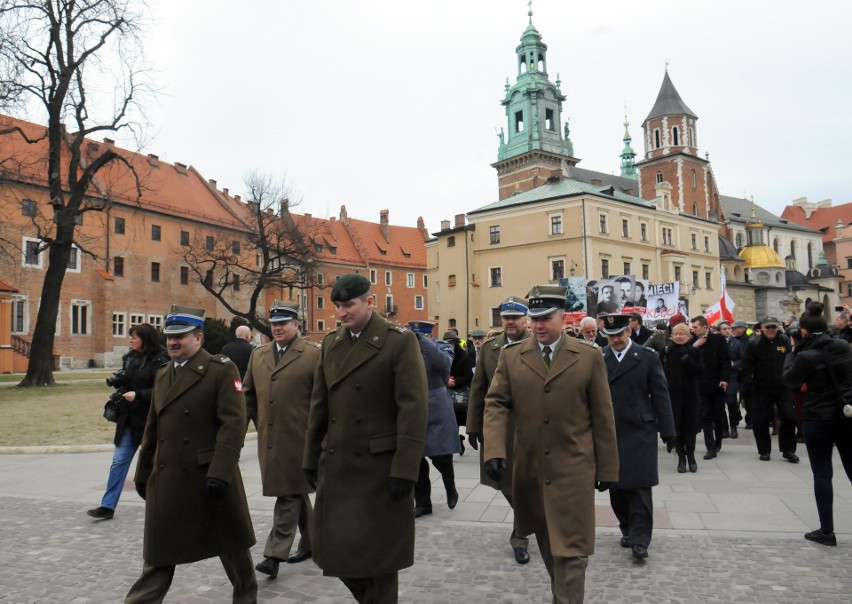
[656,171,663,184]
[672,126,680,146]
[807,242,813,268]
[735,233,743,248]
[691,169,697,189]
[654,129,661,149]
[773,238,779,253]
[790,241,796,259]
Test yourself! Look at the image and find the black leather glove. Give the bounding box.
[305,469,318,490]
[484,458,507,482]
[595,481,615,492]
[135,482,147,501]
[389,477,414,501]
[205,477,228,501]
[467,432,482,450]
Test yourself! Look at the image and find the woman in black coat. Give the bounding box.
[87,323,168,520]
[664,323,704,473]
[782,303,852,546]
[443,332,473,453]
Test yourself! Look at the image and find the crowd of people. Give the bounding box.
[85,279,852,603]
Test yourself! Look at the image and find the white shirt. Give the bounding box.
[538,336,561,355]
[613,338,633,362]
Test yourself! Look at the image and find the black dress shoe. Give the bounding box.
[689,460,698,473]
[514,547,530,564]
[730,426,739,439]
[783,452,800,464]
[759,453,771,461]
[287,550,312,564]
[255,557,280,578]
[804,529,837,546]
[446,488,459,510]
[619,536,630,548]
[631,544,649,560]
[414,507,432,518]
[86,506,114,520]
[703,450,717,460]
[677,459,686,473]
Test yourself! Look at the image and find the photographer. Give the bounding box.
[87,324,168,520]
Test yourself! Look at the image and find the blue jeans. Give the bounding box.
[100,427,137,510]
[803,419,852,533]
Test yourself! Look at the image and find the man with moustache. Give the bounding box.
[244,300,319,580]
[303,274,428,603]
[126,306,256,603]
[466,296,533,564]
[484,285,619,603]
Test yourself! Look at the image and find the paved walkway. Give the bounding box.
[1,428,851,602]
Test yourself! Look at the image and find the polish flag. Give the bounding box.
[704,267,735,325]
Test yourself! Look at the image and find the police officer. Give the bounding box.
[244,300,319,580]
[466,296,533,564]
[303,274,428,603]
[126,306,256,603]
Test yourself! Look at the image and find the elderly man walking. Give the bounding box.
[484,285,619,603]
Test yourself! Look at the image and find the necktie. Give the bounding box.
[351,333,358,346]
[542,346,551,368]
[274,346,282,364]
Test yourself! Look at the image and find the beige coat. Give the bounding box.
[303,313,428,578]
[484,336,619,558]
[243,335,319,496]
[135,349,255,566]
[466,330,531,493]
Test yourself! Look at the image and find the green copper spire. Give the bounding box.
[620,112,637,178]
[497,6,576,163]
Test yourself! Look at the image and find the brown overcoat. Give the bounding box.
[466,330,531,493]
[243,335,319,496]
[134,349,255,566]
[303,312,428,578]
[484,336,619,558]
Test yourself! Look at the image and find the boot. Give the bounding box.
[677,455,686,473]
[687,453,698,473]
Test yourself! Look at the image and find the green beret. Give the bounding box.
[331,273,371,302]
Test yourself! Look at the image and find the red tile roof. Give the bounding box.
[343,215,426,268]
[781,203,852,241]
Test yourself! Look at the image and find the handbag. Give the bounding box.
[449,387,469,415]
[103,399,119,423]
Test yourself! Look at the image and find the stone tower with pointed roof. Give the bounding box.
[636,71,723,222]
[620,114,637,178]
[492,7,578,201]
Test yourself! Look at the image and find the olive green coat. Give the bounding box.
[484,336,619,558]
[466,330,531,493]
[303,313,428,578]
[135,349,255,566]
[243,335,319,496]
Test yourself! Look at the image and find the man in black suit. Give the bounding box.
[221,325,255,378]
[690,315,730,459]
[601,314,676,561]
[628,312,651,345]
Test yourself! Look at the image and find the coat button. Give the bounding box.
[355,419,361,424]
[184,410,190,416]
[268,444,273,449]
[355,384,361,390]
[271,376,276,381]
[544,387,550,393]
[544,418,550,424]
[183,438,189,444]
[268,421,273,426]
[544,449,550,455]
[158,464,164,470]
[544,479,551,485]
[331,417,337,423]
[329,449,335,455]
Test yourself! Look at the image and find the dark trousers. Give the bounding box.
[699,390,727,452]
[535,528,588,603]
[504,492,530,550]
[740,385,754,426]
[609,487,654,548]
[803,419,852,533]
[340,572,398,604]
[125,550,257,603]
[414,455,455,510]
[725,381,742,429]
[675,433,697,460]
[753,390,797,456]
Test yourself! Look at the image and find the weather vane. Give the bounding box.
[528,0,533,23]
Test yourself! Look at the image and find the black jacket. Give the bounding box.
[782,333,852,421]
[630,326,651,345]
[742,332,790,393]
[449,343,473,389]
[838,326,852,344]
[220,338,255,378]
[114,347,169,447]
[691,332,730,395]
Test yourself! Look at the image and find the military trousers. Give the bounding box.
[503,493,530,550]
[340,572,398,604]
[264,493,312,560]
[535,528,587,603]
[125,549,257,604]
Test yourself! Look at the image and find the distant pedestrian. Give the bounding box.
[782,302,852,546]
[602,314,676,560]
[718,321,743,438]
[690,315,730,460]
[126,306,256,603]
[732,320,755,428]
[444,330,473,451]
[243,301,318,580]
[628,312,651,345]
[468,329,487,370]
[220,324,255,378]
[663,323,704,473]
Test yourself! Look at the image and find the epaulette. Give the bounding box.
[577,339,599,349]
[483,336,498,345]
[503,340,523,349]
[391,325,406,333]
[211,354,232,364]
[305,341,321,348]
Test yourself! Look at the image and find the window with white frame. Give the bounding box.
[22,237,44,268]
[550,214,563,235]
[599,214,608,234]
[67,246,81,273]
[317,319,325,331]
[489,225,501,244]
[385,270,392,286]
[622,219,629,238]
[551,258,565,280]
[422,274,428,288]
[317,295,325,310]
[407,273,415,288]
[130,313,145,328]
[112,312,126,337]
[11,298,27,333]
[370,269,377,284]
[489,267,502,287]
[317,272,325,286]
[148,315,163,331]
[415,295,424,310]
[640,223,648,241]
[70,300,91,335]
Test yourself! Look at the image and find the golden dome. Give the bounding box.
[739,245,785,269]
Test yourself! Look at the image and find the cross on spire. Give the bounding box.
[528,0,533,23]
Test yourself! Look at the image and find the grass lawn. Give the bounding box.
[0,381,117,446]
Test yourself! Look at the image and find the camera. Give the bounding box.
[106,369,128,388]
[836,306,845,313]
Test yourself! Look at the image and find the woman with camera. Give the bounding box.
[87,323,168,520]
[782,303,852,546]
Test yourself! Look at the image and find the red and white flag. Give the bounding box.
[704,267,735,325]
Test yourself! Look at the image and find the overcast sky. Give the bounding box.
[128,0,851,232]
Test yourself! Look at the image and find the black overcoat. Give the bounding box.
[663,342,703,438]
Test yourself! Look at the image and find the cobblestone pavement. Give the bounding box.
[1,428,851,602]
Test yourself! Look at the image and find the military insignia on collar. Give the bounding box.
[374,336,380,341]
[198,365,204,370]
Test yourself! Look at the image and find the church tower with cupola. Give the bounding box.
[492,7,579,201]
[620,113,637,178]
[636,70,723,222]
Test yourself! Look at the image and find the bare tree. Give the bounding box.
[182,172,320,338]
[0,0,152,386]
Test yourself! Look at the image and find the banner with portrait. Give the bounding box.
[643,281,680,322]
[559,277,588,325]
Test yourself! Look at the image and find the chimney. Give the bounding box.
[223,187,229,196]
[305,213,312,219]
[339,205,349,224]
[208,179,216,188]
[234,195,241,202]
[417,216,428,239]
[454,214,465,228]
[103,138,114,146]
[380,209,390,242]
[279,198,289,217]
[440,219,451,231]
[329,216,336,222]
[147,153,159,168]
